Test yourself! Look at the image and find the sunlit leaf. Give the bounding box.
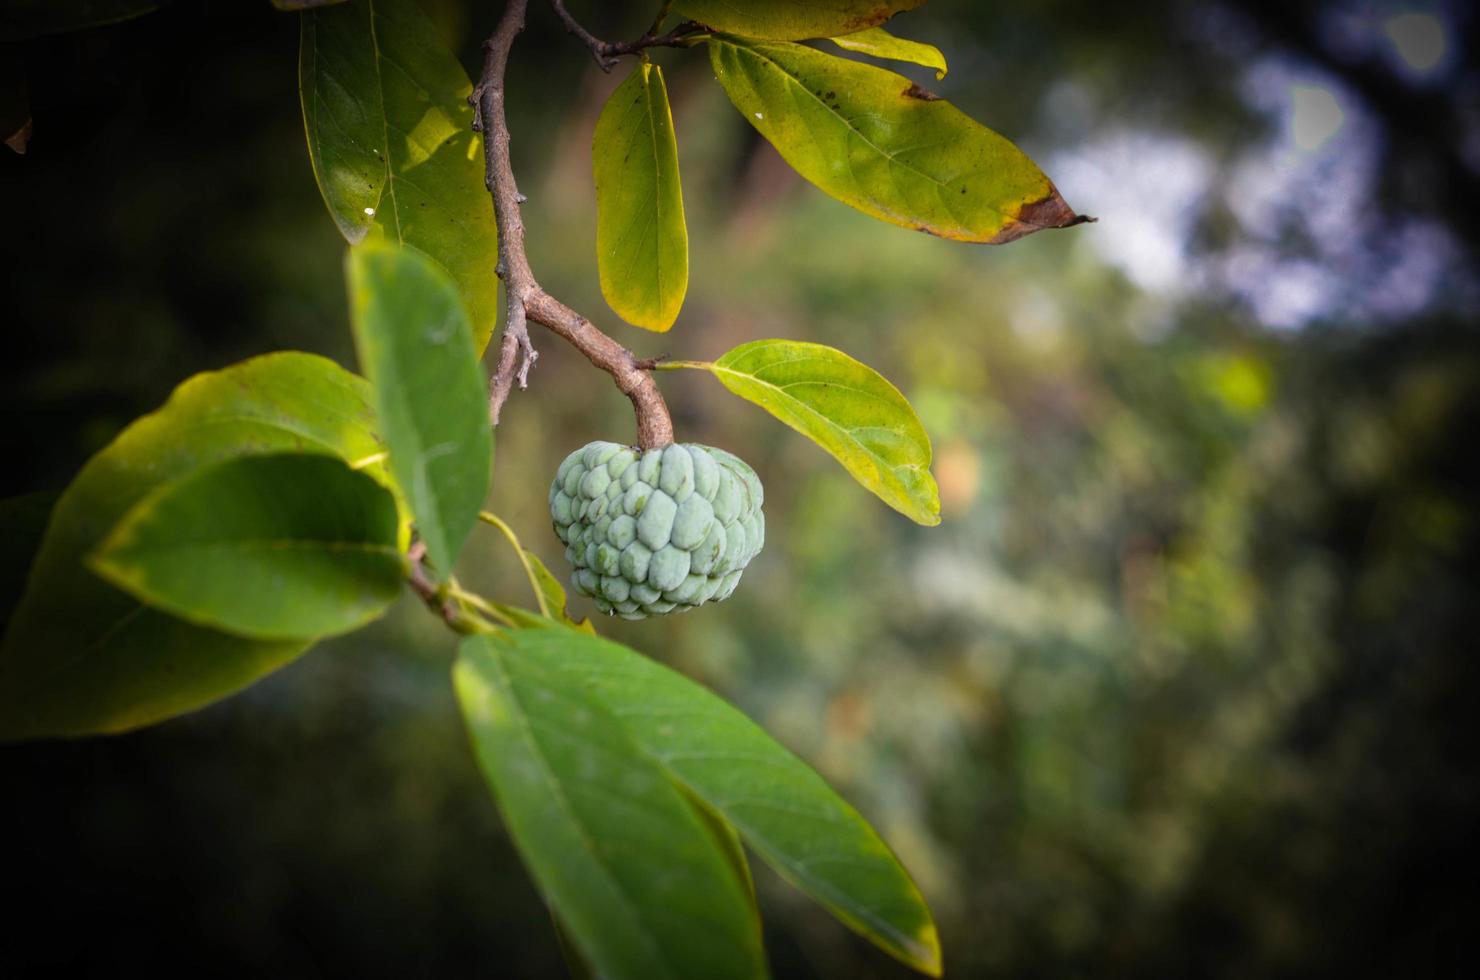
[492,623,943,977]
[709,38,1086,243]
[827,27,947,79]
[0,0,159,41]
[695,339,940,525]
[300,0,500,349]
[671,0,924,41]
[454,634,766,980]
[0,353,389,740]
[348,241,492,575]
[90,454,402,640]
[594,61,688,332]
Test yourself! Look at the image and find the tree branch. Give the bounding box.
[548,0,706,72]
[471,0,676,450]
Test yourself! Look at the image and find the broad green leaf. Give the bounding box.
[0,491,58,631]
[704,339,939,525]
[709,38,1085,243]
[478,512,594,633]
[494,624,942,977]
[454,634,766,980]
[300,0,500,349]
[671,1,924,41]
[0,352,390,740]
[0,1,159,41]
[348,241,492,574]
[827,27,946,79]
[594,61,688,333]
[90,454,402,640]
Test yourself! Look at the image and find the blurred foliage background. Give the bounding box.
[3,0,1478,976]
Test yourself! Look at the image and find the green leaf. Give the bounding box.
[0,491,58,632]
[454,634,766,980]
[827,27,946,79]
[594,61,688,333]
[272,0,348,9]
[0,352,389,741]
[348,240,492,575]
[0,0,159,41]
[671,1,924,41]
[491,623,942,976]
[709,38,1085,243]
[299,0,501,350]
[90,454,402,640]
[698,339,939,525]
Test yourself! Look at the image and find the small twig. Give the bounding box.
[406,541,493,634]
[472,0,676,449]
[548,0,706,71]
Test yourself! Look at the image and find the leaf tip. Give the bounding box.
[989,187,1093,244]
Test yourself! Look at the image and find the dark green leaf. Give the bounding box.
[698,339,940,525]
[272,0,348,9]
[492,624,942,976]
[0,352,389,740]
[348,241,492,574]
[709,38,1085,243]
[90,454,402,640]
[671,1,924,41]
[0,491,57,632]
[0,0,159,41]
[455,634,766,980]
[827,26,947,79]
[300,0,500,349]
[594,61,688,332]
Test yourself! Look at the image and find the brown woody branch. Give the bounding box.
[471,0,675,450]
[548,1,706,72]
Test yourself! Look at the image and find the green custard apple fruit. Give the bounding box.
[549,441,765,619]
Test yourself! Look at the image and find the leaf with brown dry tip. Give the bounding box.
[709,38,1088,243]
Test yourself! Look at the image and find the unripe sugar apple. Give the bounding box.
[549,441,764,619]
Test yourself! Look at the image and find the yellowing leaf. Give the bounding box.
[704,340,940,526]
[672,0,925,41]
[827,26,947,79]
[709,38,1086,243]
[594,62,688,332]
[300,0,501,349]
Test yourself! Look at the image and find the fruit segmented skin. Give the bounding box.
[549,442,765,619]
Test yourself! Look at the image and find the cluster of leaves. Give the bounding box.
[1,0,1088,976]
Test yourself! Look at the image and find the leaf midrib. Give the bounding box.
[479,650,684,980]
